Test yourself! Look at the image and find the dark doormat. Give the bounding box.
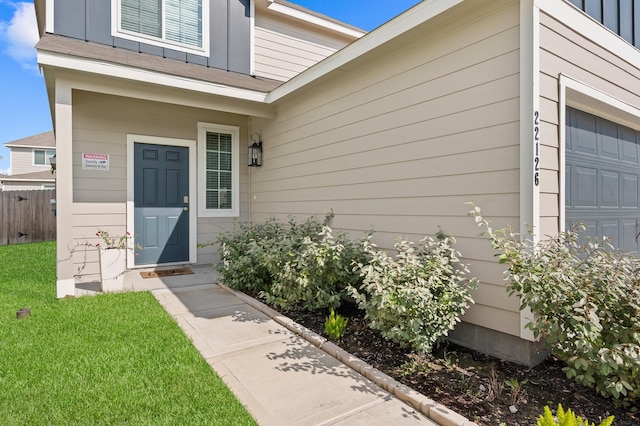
[140,268,194,279]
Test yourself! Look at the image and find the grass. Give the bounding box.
[0,241,256,425]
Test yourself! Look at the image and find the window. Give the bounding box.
[114,0,209,55]
[197,123,239,217]
[34,150,55,166]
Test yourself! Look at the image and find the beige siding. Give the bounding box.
[9,147,51,175]
[538,7,640,235]
[254,15,354,82]
[253,0,522,335]
[70,91,250,278]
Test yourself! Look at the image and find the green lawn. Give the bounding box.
[0,241,256,425]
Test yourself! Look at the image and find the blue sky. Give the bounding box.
[0,0,420,174]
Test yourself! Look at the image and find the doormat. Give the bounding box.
[140,268,194,279]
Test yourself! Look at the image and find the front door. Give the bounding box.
[134,143,190,265]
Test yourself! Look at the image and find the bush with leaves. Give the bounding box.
[468,204,640,406]
[537,404,614,426]
[350,232,477,353]
[264,225,369,310]
[214,214,332,294]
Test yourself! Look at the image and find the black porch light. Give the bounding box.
[49,155,57,172]
[248,134,263,167]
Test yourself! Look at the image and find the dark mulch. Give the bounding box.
[266,299,638,426]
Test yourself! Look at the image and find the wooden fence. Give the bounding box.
[0,190,56,246]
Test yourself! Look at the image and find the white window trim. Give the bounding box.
[111,0,210,57]
[126,134,198,269]
[558,74,640,232]
[33,149,56,167]
[197,123,240,218]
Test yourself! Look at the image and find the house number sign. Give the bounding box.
[533,111,540,187]
[82,153,109,171]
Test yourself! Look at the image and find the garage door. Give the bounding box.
[565,107,640,253]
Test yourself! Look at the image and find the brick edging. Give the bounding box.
[217,283,478,426]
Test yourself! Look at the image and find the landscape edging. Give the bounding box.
[217,283,478,426]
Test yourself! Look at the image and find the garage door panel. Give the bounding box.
[622,174,639,207]
[621,128,639,163]
[599,220,620,247]
[566,107,640,254]
[622,220,638,252]
[598,120,620,160]
[574,166,597,207]
[599,169,619,206]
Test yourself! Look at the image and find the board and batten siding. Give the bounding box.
[538,5,640,238]
[254,15,353,82]
[253,0,523,336]
[69,90,250,282]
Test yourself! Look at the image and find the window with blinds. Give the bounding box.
[205,132,233,210]
[197,123,239,217]
[118,0,205,52]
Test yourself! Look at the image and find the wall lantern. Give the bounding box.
[248,134,263,167]
[49,155,57,172]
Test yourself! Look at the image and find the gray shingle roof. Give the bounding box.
[0,170,55,182]
[4,131,55,148]
[36,34,284,93]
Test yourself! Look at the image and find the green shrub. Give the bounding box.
[325,309,349,341]
[537,404,614,426]
[469,204,640,405]
[215,214,331,294]
[350,232,476,353]
[264,226,369,310]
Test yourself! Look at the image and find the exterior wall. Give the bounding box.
[52,0,252,73]
[538,2,640,237]
[70,90,250,283]
[9,147,52,175]
[254,14,352,81]
[253,0,522,337]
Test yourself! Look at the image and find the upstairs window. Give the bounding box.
[34,150,56,166]
[114,0,209,55]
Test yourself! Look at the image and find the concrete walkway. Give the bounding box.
[111,265,475,426]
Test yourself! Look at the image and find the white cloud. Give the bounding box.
[0,2,39,71]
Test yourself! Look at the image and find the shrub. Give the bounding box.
[537,404,614,426]
[325,309,349,341]
[350,232,476,353]
[264,226,369,310]
[469,204,640,405]
[215,214,331,294]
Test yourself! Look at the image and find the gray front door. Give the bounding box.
[566,107,640,252]
[134,143,189,265]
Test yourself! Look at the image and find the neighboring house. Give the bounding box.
[1,131,56,191]
[35,0,640,366]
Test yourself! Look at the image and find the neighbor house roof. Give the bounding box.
[4,131,55,149]
[36,34,284,94]
[0,170,55,183]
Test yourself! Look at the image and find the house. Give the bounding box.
[35,0,640,366]
[1,131,56,191]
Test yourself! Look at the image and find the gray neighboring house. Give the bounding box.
[1,131,56,191]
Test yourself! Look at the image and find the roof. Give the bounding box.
[0,170,55,183]
[268,0,366,36]
[5,131,55,149]
[36,34,284,94]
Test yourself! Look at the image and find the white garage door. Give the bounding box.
[565,107,640,253]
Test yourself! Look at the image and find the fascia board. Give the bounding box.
[267,0,464,103]
[267,1,365,38]
[37,51,270,104]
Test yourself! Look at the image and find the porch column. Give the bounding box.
[55,80,75,298]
